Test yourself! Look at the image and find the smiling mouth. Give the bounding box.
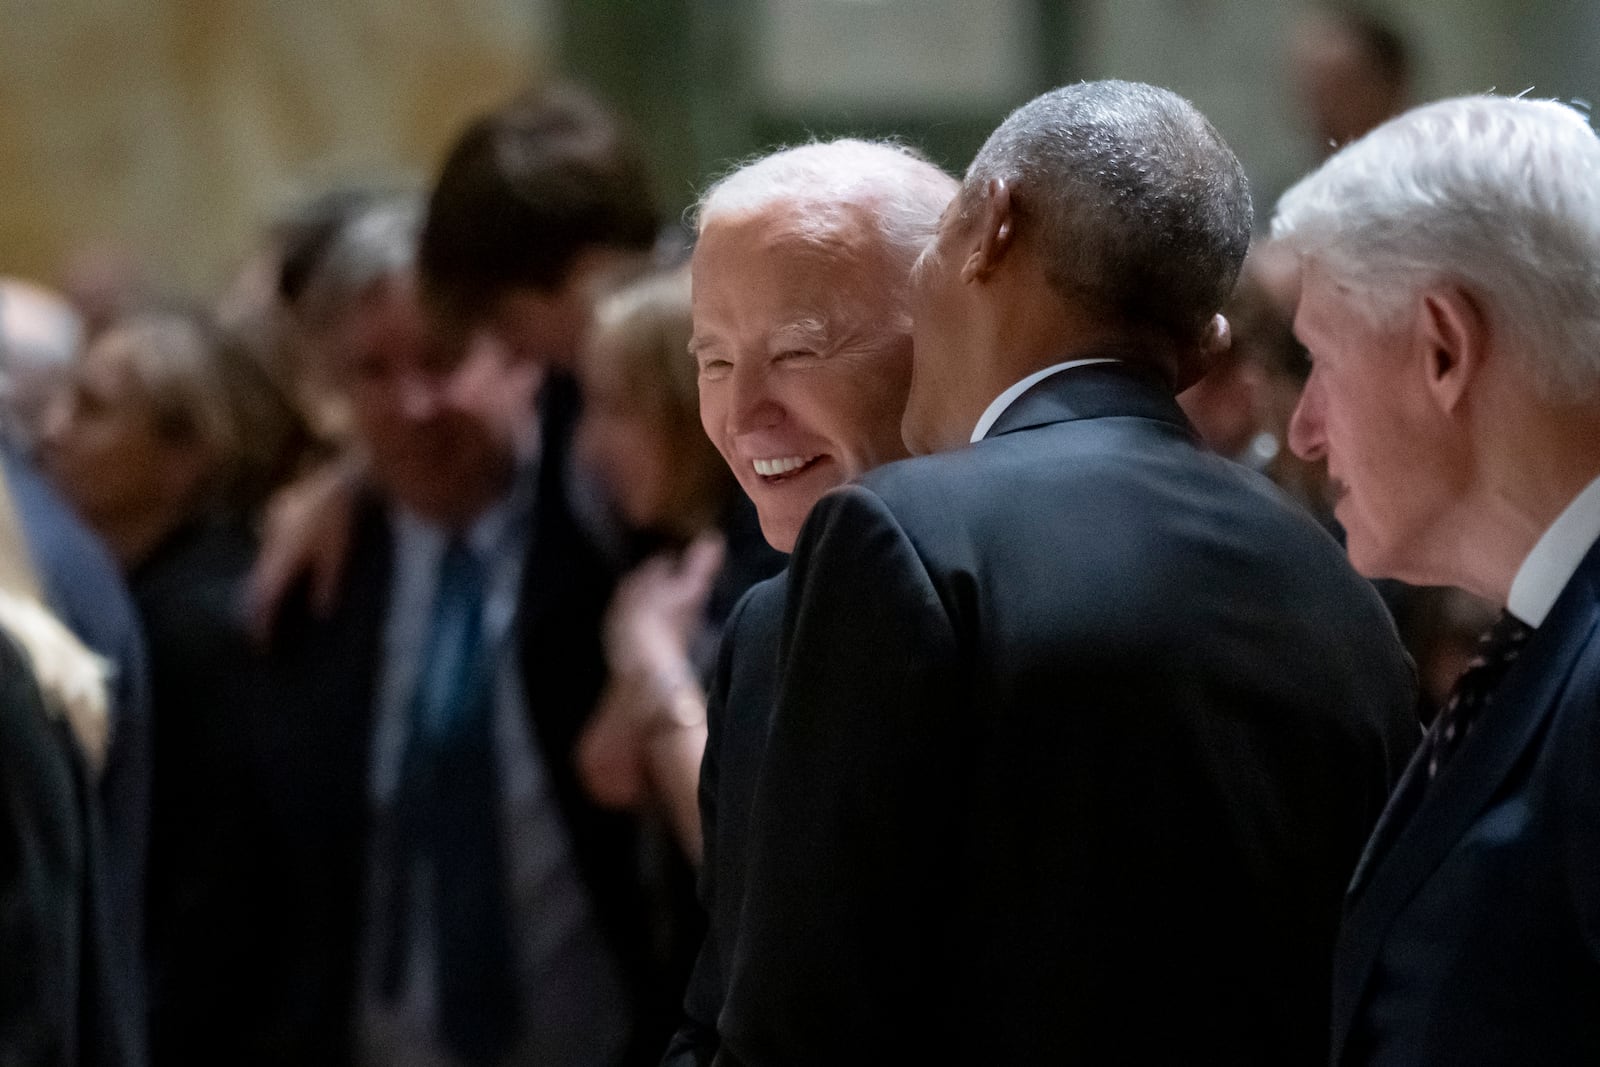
[752,454,823,483]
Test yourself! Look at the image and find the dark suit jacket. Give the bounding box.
[720,363,1421,1066]
[0,628,139,1066]
[662,574,786,1067]
[128,518,268,1063]
[251,380,673,1065]
[1331,535,1600,1065]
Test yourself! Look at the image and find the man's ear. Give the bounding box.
[1416,285,1488,414]
[960,177,1015,284]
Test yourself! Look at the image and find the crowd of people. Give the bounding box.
[2,6,1599,1066]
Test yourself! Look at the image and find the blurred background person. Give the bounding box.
[1289,4,1414,158]
[246,194,672,1067]
[38,306,308,1061]
[572,267,783,860]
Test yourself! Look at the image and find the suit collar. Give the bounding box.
[984,359,1193,440]
[1331,535,1600,1060]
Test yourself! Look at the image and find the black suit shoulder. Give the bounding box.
[663,573,786,1067]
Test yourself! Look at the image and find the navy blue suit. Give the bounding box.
[1332,536,1600,1065]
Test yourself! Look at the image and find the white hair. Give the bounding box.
[1272,94,1600,402]
[695,139,957,309]
[299,196,424,330]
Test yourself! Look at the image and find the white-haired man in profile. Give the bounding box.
[1275,95,1600,1065]
[661,138,958,1066]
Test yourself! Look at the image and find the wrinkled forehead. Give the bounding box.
[692,210,906,346]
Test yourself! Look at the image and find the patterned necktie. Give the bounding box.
[1427,609,1533,781]
[382,537,519,1063]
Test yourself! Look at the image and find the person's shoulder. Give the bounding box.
[727,570,787,642]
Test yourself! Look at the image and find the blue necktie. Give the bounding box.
[382,537,519,1063]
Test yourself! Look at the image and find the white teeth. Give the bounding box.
[753,455,814,477]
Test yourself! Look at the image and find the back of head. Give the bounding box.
[420,84,659,316]
[696,138,959,322]
[963,80,1252,357]
[1272,94,1600,402]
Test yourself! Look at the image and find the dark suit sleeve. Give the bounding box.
[661,592,750,1067]
[718,486,964,1066]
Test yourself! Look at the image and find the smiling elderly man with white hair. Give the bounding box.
[1274,95,1600,1065]
[660,137,959,1066]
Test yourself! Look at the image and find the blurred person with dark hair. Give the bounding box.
[250,81,659,627]
[0,589,141,1067]
[248,197,665,1067]
[38,307,307,1060]
[719,81,1417,1065]
[419,84,659,368]
[1275,94,1600,1063]
[572,268,783,859]
[1291,4,1413,157]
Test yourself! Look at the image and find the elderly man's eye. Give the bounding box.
[775,349,821,365]
[698,359,733,381]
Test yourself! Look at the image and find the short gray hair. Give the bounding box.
[299,196,424,330]
[695,139,957,324]
[1272,94,1600,402]
[964,80,1252,344]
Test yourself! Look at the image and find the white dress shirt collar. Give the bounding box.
[969,358,1119,443]
[1506,471,1600,627]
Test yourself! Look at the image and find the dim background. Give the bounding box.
[1,0,1594,298]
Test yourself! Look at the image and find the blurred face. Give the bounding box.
[489,247,644,370]
[691,206,913,552]
[1288,260,1458,579]
[329,277,540,527]
[577,342,677,530]
[40,331,202,534]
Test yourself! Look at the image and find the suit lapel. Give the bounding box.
[1332,542,1600,1055]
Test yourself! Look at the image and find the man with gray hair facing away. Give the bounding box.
[1276,95,1600,1066]
[719,80,1419,1065]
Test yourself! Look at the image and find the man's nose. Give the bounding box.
[1286,374,1327,462]
[727,361,781,434]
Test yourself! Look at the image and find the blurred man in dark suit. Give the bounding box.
[253,200,644,1067]
[719,80,1420,1065]
[1275,94,1600,1065]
